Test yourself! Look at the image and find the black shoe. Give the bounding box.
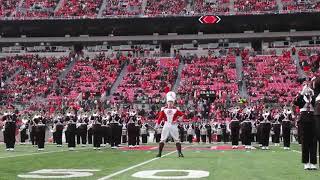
[178,153,184,158]
[156,154,161,158]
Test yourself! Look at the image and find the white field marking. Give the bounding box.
[18,169,100,179]
[210,146,217,150]
[132,170,210,179]
[0,147,90,159]
[97,145,192,180]
[291,149,319,158]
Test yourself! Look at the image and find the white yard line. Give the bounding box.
[97,145,192,180]
[0,147,90,159]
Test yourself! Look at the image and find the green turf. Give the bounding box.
[0,143,319,180]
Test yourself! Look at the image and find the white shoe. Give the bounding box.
[81,145,86,147]
[10,148,14,151]
[235,146,238,149]
[129,145,133,148]
[310,164,318,170]
[262,147,265,150]
[265,147,269,150]
[93,147,97,150]
[259,144,262,147]
[6,149,10,151]
[38,148,44,151]
[250,146,256,150]
[101,144,106,147]
[97,148,101,150]
[136,145,139,148]
[304,164,310,170]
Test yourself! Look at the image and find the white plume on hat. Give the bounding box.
[166,91,176,102]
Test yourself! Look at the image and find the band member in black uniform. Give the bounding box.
[77,114,88,147]
[312,75,320,167]
[53,115,64,147]
[135,117,141,147]
[140,123,148,144]
[281,109,293,150]
[272,114,281,147]
[87,117,93,145]
[186,123,194,144]
[294,85,317,170]
[110,110,121,149]
[221,121,228,144]
[178,123,185,142]
[65,112,77,150]
[34,115,46,151]
[155,123,163,143]
[2,111,17,151]
[200,122,207,143]
[205,122,212,144]
[230,113,240,149]
[19,118,29,145]
[241,113,253,150]
[92,113,102,150]
[29,117,37,146]
[260,111,272,150]
[121,123,127,144]
[101,115,109,147]
[195,123,201,143]
[127,111,137,147]
[216,123,222,142]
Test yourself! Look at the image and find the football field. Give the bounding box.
[0,143,319,180]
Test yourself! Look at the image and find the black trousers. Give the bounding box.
[30,128,37,145]
[93,126,102,148]
[231,131,239,146]
[65,131,69,143]
[122,135,127,143]
[201,135,206,143]
[128,123,136,146]
[313,115,320,164]
[282,129,291,147]
[88,129,93,144]
[4,125,16,149]
[207,133,212,143]
[261,131,270,147]
[187,134,193,143]
[141,134,147,143]
[242,130,252,145]
[37,127,46,149]
[110,123,119,147]
[68,131,76,148]
[155,133,161,143]
[273,133,280,143]
[300,112,317,164]
[77,129,87,145]
[55,130,63,145]
[20,129,28,143]
[195,133,200,143]
[217,135,222,142]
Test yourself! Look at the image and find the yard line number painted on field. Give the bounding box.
[17,169,209,179]
[132,170,210,179]
[18,169,100,179]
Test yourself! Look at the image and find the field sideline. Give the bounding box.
[0,143,319,180]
